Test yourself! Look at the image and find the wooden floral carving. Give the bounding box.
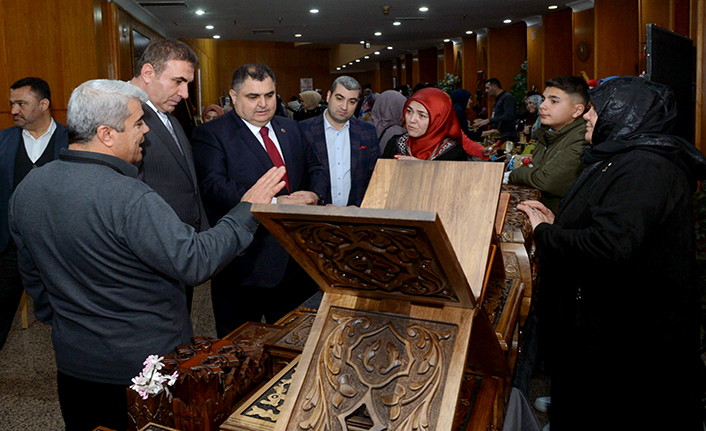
[280,221,459,303]
[292,308,456,431]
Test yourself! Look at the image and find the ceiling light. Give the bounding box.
[466,30,473,35]
[309,9,319,13]
[195,9,205,15]
[349,62,353,65]
[213,35,220,39]
[364,55,370,59]
[342,64,346,68]
[205,25,214,30]
[337,67,341,70]
[548,5,558,9]
[387,46,393,50]
[295,33,302,37]
[374,51,380,55]
[419,7,429,12]
[503,19,512,23]
[355,59,361,62]
[393,21,401,26]
[444,39,450,42]
[360,40,365,44]
[374,32,382,36]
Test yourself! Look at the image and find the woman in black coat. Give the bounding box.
[519,76,706,430]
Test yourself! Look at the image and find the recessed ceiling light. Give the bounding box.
[295,33,302,37]
[387,46,393,50]
[360,40,365,44]
[444,39,450,42]
[503,19,512,23]
[349,62,353,65]
[342,64,346,68]
[195,9,205,15]
[213,35,220,39]
[374,32,382,36]
[364,56,370,59]
[355,59,361,62]
[393,21,401,26]
[419,7,429,12]
[309,9,319,13]
[374,51,380,55]
[548,5,558,9]
[337,67,341,70]
[466,30,473,34]
[205,25,214,30]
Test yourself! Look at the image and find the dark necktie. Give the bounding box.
[259,126,290,192]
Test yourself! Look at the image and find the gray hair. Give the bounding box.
[526,94,544,108]
[67,80,148,144]
[330,76,361,94]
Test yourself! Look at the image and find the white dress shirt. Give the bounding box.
[323,112,351,206]
[22,118,56,163]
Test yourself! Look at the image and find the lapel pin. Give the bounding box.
[281,128,286,133]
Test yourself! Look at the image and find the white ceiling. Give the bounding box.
[117,0,580,68]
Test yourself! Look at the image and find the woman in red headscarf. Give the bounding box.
[381,87,490,161]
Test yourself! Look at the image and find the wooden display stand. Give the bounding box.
[250,160,509,431]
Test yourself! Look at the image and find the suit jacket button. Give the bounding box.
[195,218,201,225]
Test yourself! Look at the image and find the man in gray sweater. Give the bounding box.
[8,80,285,431]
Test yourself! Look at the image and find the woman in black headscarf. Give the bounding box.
[519,76,706,430]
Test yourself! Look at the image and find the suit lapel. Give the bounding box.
[143,104,191,177]
[1,128,21,189]
[232,113,275,171]
[348,119,361,176]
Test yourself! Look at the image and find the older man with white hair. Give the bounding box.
[9,79,285,431]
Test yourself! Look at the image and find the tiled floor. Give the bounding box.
[0,283,550,430]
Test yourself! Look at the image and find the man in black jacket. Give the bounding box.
[473,78,518,141]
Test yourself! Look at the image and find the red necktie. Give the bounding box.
[259,126,290,192]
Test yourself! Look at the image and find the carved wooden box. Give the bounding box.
[251,160,509,431]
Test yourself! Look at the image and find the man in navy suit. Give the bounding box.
[192,64,328,337]
[0,77,68,350]
[299,76,379,207]
[129,39,209,312]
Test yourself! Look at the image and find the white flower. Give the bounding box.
[130,355,177,399]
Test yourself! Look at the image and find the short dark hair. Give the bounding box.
[545,76,590,106]
[134,39,199,78]
[330,76,362,95]
[486,78,502,89]
[231,64,277,92]
[11,77,51,105]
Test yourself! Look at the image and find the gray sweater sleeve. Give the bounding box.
[124,191,260,286]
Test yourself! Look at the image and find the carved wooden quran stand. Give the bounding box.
[248,160,513,431]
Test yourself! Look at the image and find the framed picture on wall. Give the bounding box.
[300,78,313,92]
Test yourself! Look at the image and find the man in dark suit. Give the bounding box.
[0,77,68,350]
[192,64,328,337]
[299,76,379,207]
[129,39,208,312]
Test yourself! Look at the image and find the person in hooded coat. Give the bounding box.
[519,76,706,430]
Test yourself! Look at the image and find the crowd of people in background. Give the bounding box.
[3,37,706,431]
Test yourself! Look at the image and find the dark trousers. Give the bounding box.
[211,258,319,338]
[57,371,128,431]
[0,242,23,350]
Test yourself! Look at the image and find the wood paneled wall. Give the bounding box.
[595,0,640,78]
[543,10,573,82]
[487,23,527,96]
[526,24,544,92]
[0,0,103,129]
[573,8,595,79]
[461,35,479,120]
[183,39,333,109]
[418,47,438,86]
